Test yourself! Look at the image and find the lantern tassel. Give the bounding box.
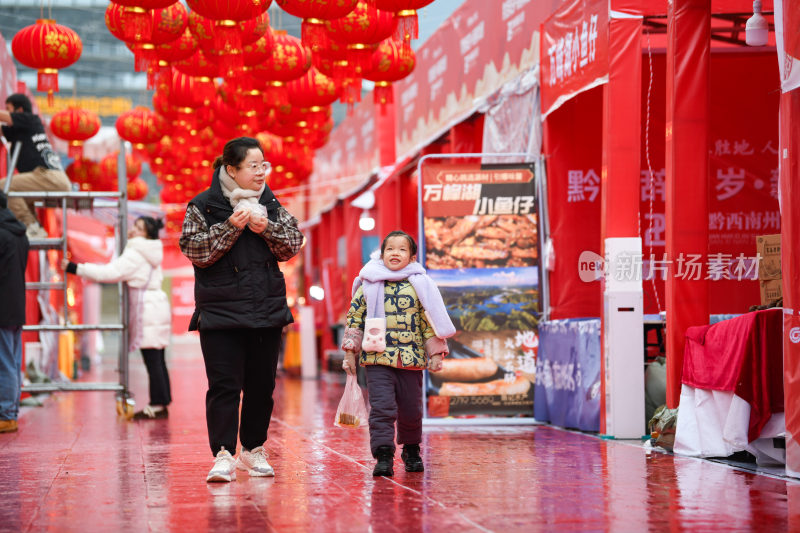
[346,45,374,76]
[394,10,419,53]
[215,21,244,77]
[38,68,59,94]
[68,141,83,159]
[132,43,158,74]
[123,7,152,43]
[339,78,362,112]
[301,19,329,51]
[374,82,393,115]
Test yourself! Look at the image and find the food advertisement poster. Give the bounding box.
[420,162,540,417]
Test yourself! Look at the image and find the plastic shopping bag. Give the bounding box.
[334,374,369,429]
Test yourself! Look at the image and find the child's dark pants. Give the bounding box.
[365,365,423,456]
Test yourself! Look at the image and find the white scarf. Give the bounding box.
[218,166,265,212]
[352,256,456,339]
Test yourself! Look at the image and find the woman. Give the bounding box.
[63,216,172,420]
[179,136,303,483]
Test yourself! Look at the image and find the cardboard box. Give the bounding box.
[760,278,782,306]
[756,234,781,280]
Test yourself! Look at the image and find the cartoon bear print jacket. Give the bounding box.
[343,280,447,370]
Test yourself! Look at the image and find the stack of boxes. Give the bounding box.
[756,234,782,305]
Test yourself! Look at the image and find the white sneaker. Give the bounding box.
[237,446,274,477]
[26,222,48,240]
[207,447,236,482]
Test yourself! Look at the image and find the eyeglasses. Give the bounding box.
[240,161,271,174]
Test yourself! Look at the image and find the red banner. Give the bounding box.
[546,52,780,319]
[394,1,552,159]
[540,0,609,119]
[309,97,379,218]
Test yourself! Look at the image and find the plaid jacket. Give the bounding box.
[180,203,303,268]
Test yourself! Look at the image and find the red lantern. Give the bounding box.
[149,27,196,89]
[155,27,197,63]
[169,70,216,108]
[256,131,284,160]
[186,0,271,21]
[99,152,143,190]
[326,1,395,45]
[116,106,167,147]
[275,0,358,49]
[362,38,415,109]
[325,1,392,74]
[50,108,101,159]
[187,0,271,75]
[66,158,102,191]
[128,2,189,73]
[286,68,338,108]
[128,177,149,201]
[11,19,82,103]
[173,47,220,78]
[107,0,176,43]
[373,0,435,45]
[252,31,312,106]
[188,10,268,75]
[242,29,275,67]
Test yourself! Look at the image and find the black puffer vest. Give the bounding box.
[187,168,293,331]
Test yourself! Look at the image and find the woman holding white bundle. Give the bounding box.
[179,136,303,483]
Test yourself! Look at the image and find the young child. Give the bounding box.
[341,230,455,477]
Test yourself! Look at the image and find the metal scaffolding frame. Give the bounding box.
[5,144,133,409]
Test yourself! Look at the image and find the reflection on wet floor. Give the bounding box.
[0,342,796,532]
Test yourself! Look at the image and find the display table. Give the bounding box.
[534,318,601,431]
[674,309,785,464]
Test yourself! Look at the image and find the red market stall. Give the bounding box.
[302,0,798,477]
[540,0,799,476]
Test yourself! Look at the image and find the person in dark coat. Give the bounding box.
[0,190,30,433]
[179,136,303,482]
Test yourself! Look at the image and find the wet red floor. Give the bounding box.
[1,342,798,532]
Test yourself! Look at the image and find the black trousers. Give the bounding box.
[140,348,171,406]
[365,365,423,457]
[199,327,282,456]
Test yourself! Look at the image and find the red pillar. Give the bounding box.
[601,17,642,240]
[664,0,710,408]
[780,88,800,478]
[599,10,644,436]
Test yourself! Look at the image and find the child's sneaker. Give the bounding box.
[206,447,236,482]
[372,445,394,477]
[237,446,274,477]
[401,444,424,472]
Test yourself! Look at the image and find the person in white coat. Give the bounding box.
[63,216,172,419]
